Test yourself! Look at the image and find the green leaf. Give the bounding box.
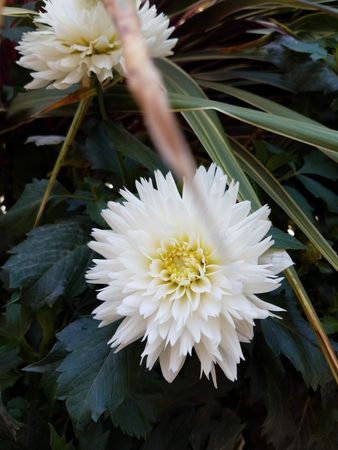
[174,0,338,38]
[157,58,261,209]
[0,346,22,390]
[266,36,338,97]
[282,38,328,60]
[298,151,338,180]
[197,80,316,124]
[78,423,110,450]
[270,227,305,250]
[250,338,296,448]
[49,424,75,450]
[105,121,165,172]
[0,179,68,239]
[229,138,338,271]
[261,288,336,389]
[322,316,338,336]
[3,218,92,309]
[56,318,161,437]
[167,92,338,162]
[84,120,165,173]
[2,88,77,134]
[144,405,244,450]
[297,175,338,213]
[0,346,22,372]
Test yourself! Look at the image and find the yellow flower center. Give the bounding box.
[158,239,206,286]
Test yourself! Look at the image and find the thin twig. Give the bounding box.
[34,96,92,227]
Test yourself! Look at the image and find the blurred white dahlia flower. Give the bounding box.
[86,165,293,384]
[16,0,177,89]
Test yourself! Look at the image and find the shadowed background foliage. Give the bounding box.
[0,1,337,449]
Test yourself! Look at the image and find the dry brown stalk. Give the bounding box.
[101,0,196,182]
[101,0,231,263]
[0,0,5,29]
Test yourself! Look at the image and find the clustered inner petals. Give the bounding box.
[157,238,206,286]
[149,236,215,304]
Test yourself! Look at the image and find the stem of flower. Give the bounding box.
[34,95,92,228]
[96,83,108,121]
[285,266,338,384]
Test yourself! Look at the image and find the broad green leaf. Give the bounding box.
[78,423,111,450]
[0,349,21,370]
[269,227,305,250]
[144,406,244,450]
[0,179,68,239]
[261,288,336,389]
[229,138,338,270]
[250,340,296,448]
[3,219,92,309]
[0,304,31,343]
[157,59,261,209]
[281,38,328,60]
[84,121,165,173]
[298,151,338,180]
[49,424,75,450]
[56,318,161,437]
[0,346,22,390]
[297,174,338,213]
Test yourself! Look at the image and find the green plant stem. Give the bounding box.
[285,266,338,384]
[96,84,108,121]
[34,96,92,228]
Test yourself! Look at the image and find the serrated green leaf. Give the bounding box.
[56,318,161,437]
[78,423,110,450]
[49,424,75,450]
[144,405,244,450]
[229,138,338,271]
[3,219,92,309]
[261,289,336,389]
[0,179,68,239]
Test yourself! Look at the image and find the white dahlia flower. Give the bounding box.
[16,0,177,90]
[86,165,293,384]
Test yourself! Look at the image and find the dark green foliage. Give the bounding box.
[55,318,161,437]
[1,1,337,449]
[3,219,92,309]
[261,289,334,389]
[0,179,68,240]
